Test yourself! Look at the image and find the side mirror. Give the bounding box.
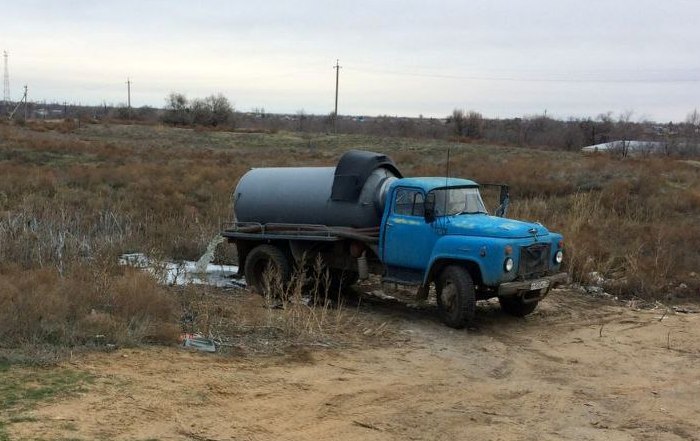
[424,192,436,223]
[495,185,510,217]
[480,183,510,217]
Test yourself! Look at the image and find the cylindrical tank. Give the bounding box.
[233,150,401,228]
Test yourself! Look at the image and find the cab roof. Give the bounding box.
[391,177,479,192]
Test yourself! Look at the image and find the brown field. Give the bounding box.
[1,121,699,440]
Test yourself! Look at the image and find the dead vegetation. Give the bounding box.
[0,121,698,358]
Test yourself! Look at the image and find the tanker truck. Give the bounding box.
[222,150,567,328]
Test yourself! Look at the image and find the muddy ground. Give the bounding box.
[10,289,700,441]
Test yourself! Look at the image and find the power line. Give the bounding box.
[343,65,700,84]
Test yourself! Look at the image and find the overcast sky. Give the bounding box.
[2,0,699,121]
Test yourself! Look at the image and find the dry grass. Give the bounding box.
[0,121,698,355]
[260,255,360,341]
[0,266,179,349]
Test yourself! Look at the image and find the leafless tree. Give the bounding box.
[208,94,234,127]
[450,109,466,136]
[163,93,190,126]
[163,93,233,127]
[464,111,484,138]
[611,110,638,157]
[296,109,307,132]
[684,109,700,155]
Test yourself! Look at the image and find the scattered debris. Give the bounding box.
[673,306,698,314]
[370,290,396,301]
[587,271,606,286]
[577,272,620,300]
[352,420,383,432]
[180,333,217,353]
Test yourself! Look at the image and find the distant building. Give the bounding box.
[581,140,665,155]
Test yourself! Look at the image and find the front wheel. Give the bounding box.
[498,296,539,317]
[435,266,476,329]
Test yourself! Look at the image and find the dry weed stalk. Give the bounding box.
[258,254,356,342]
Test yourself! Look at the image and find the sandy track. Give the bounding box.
[12,290,700,441]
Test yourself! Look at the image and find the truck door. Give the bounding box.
[382,187,437,270]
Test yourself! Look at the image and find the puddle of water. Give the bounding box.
[119,236,245,288]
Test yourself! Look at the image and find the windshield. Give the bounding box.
[432,187,487,216]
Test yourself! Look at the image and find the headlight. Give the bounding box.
[504,257,514,272]
[555,250,563,264]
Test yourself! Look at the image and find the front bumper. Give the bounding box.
[498,272,568,302]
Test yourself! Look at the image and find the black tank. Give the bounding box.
[233,150,402,228]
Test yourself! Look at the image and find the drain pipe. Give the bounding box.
[357,251,369,280]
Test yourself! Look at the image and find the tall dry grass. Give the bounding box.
[0,266,179,348]
[255,254,359,342]
[0,122,697,354]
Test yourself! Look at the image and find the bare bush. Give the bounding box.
[191,94,234,127]
[163,93,190,126]
[0,267,178,348]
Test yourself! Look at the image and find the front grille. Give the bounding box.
[518,243,551,277]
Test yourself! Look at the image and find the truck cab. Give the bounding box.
[378,177,566,327]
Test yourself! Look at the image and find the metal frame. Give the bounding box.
[221,221,342,242]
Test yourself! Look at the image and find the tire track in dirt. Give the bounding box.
[10,289,700,441]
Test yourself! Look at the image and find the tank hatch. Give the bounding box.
[330,150,402,202]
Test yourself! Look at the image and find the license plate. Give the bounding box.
[530,280,550,290]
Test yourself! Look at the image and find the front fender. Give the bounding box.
[424,235,490,285]
[424,233,565,287]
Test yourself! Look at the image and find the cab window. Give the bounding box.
[394,189,425,216]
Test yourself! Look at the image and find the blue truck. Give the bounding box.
[222,150,567,328]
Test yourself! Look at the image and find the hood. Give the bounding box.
[442,215,550,239]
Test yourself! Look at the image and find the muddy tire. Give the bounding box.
[499,296,539,317]
[244,245,291,299]
[435,265,476,329]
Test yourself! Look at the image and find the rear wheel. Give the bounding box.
[309,268,359,304]
[498,296,539,317]
[244,245,291,299]
[328,269,359,293]
[435,266,476,329]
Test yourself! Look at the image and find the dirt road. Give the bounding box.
[11,289,700,440]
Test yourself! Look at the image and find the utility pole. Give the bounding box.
[22,85,27,120]
[333,59,341,134]
[3,51,10,113]
[126,77,132,121]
